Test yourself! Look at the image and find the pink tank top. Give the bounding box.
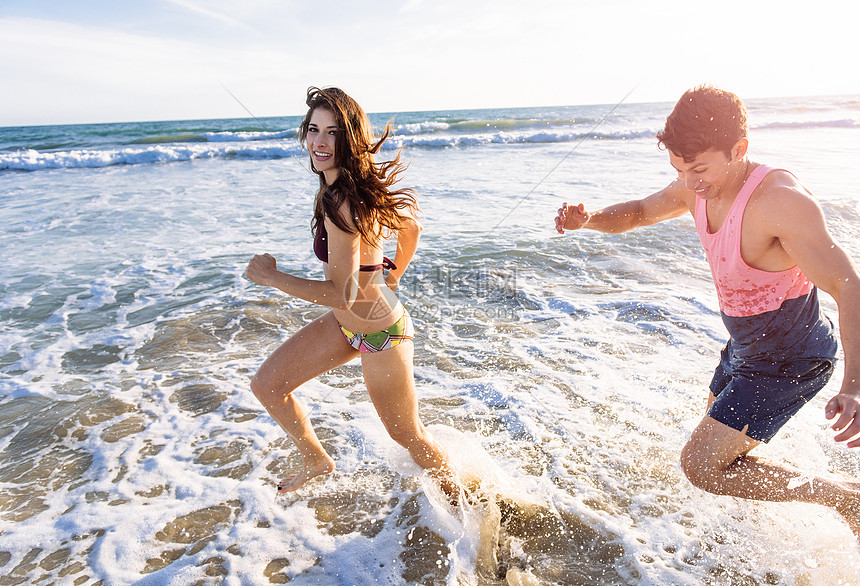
[694,165,812,318]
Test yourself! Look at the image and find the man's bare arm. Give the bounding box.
[556,180,691,234]
[766,185,860,446]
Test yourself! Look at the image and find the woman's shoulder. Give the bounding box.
[323,198,358,233]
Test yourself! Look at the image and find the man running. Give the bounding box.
[555,85,860,538]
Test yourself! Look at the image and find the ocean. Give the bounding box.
[1,94,859,585]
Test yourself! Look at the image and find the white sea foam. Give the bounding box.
[0,142,305,171]
[753,118,860,130]
[203,129,298,142]
[395,121,452,134]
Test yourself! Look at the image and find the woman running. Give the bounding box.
[246,86,456,498]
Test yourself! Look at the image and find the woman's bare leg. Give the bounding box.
[360,340,458,499]
[251,311,359,492]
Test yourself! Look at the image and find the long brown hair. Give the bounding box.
[298,87,418,244]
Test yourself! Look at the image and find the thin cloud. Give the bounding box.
[160,0,259,33]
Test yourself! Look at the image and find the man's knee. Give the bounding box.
[681,437,754,495]
[680,438,721,492]
[681,415,758,492]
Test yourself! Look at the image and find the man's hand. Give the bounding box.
[825,387,860,448]
[555,202,590,234]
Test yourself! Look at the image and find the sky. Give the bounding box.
[1,0,858,127]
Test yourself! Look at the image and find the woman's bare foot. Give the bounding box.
[277,454,335,493]
[440,476,462,507]
[425,467,462,506]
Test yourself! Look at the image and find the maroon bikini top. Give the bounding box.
[314,222,396,272]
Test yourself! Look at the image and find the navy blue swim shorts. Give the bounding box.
[707,345,836,443]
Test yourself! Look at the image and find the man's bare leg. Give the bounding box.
[681,413,860,539]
